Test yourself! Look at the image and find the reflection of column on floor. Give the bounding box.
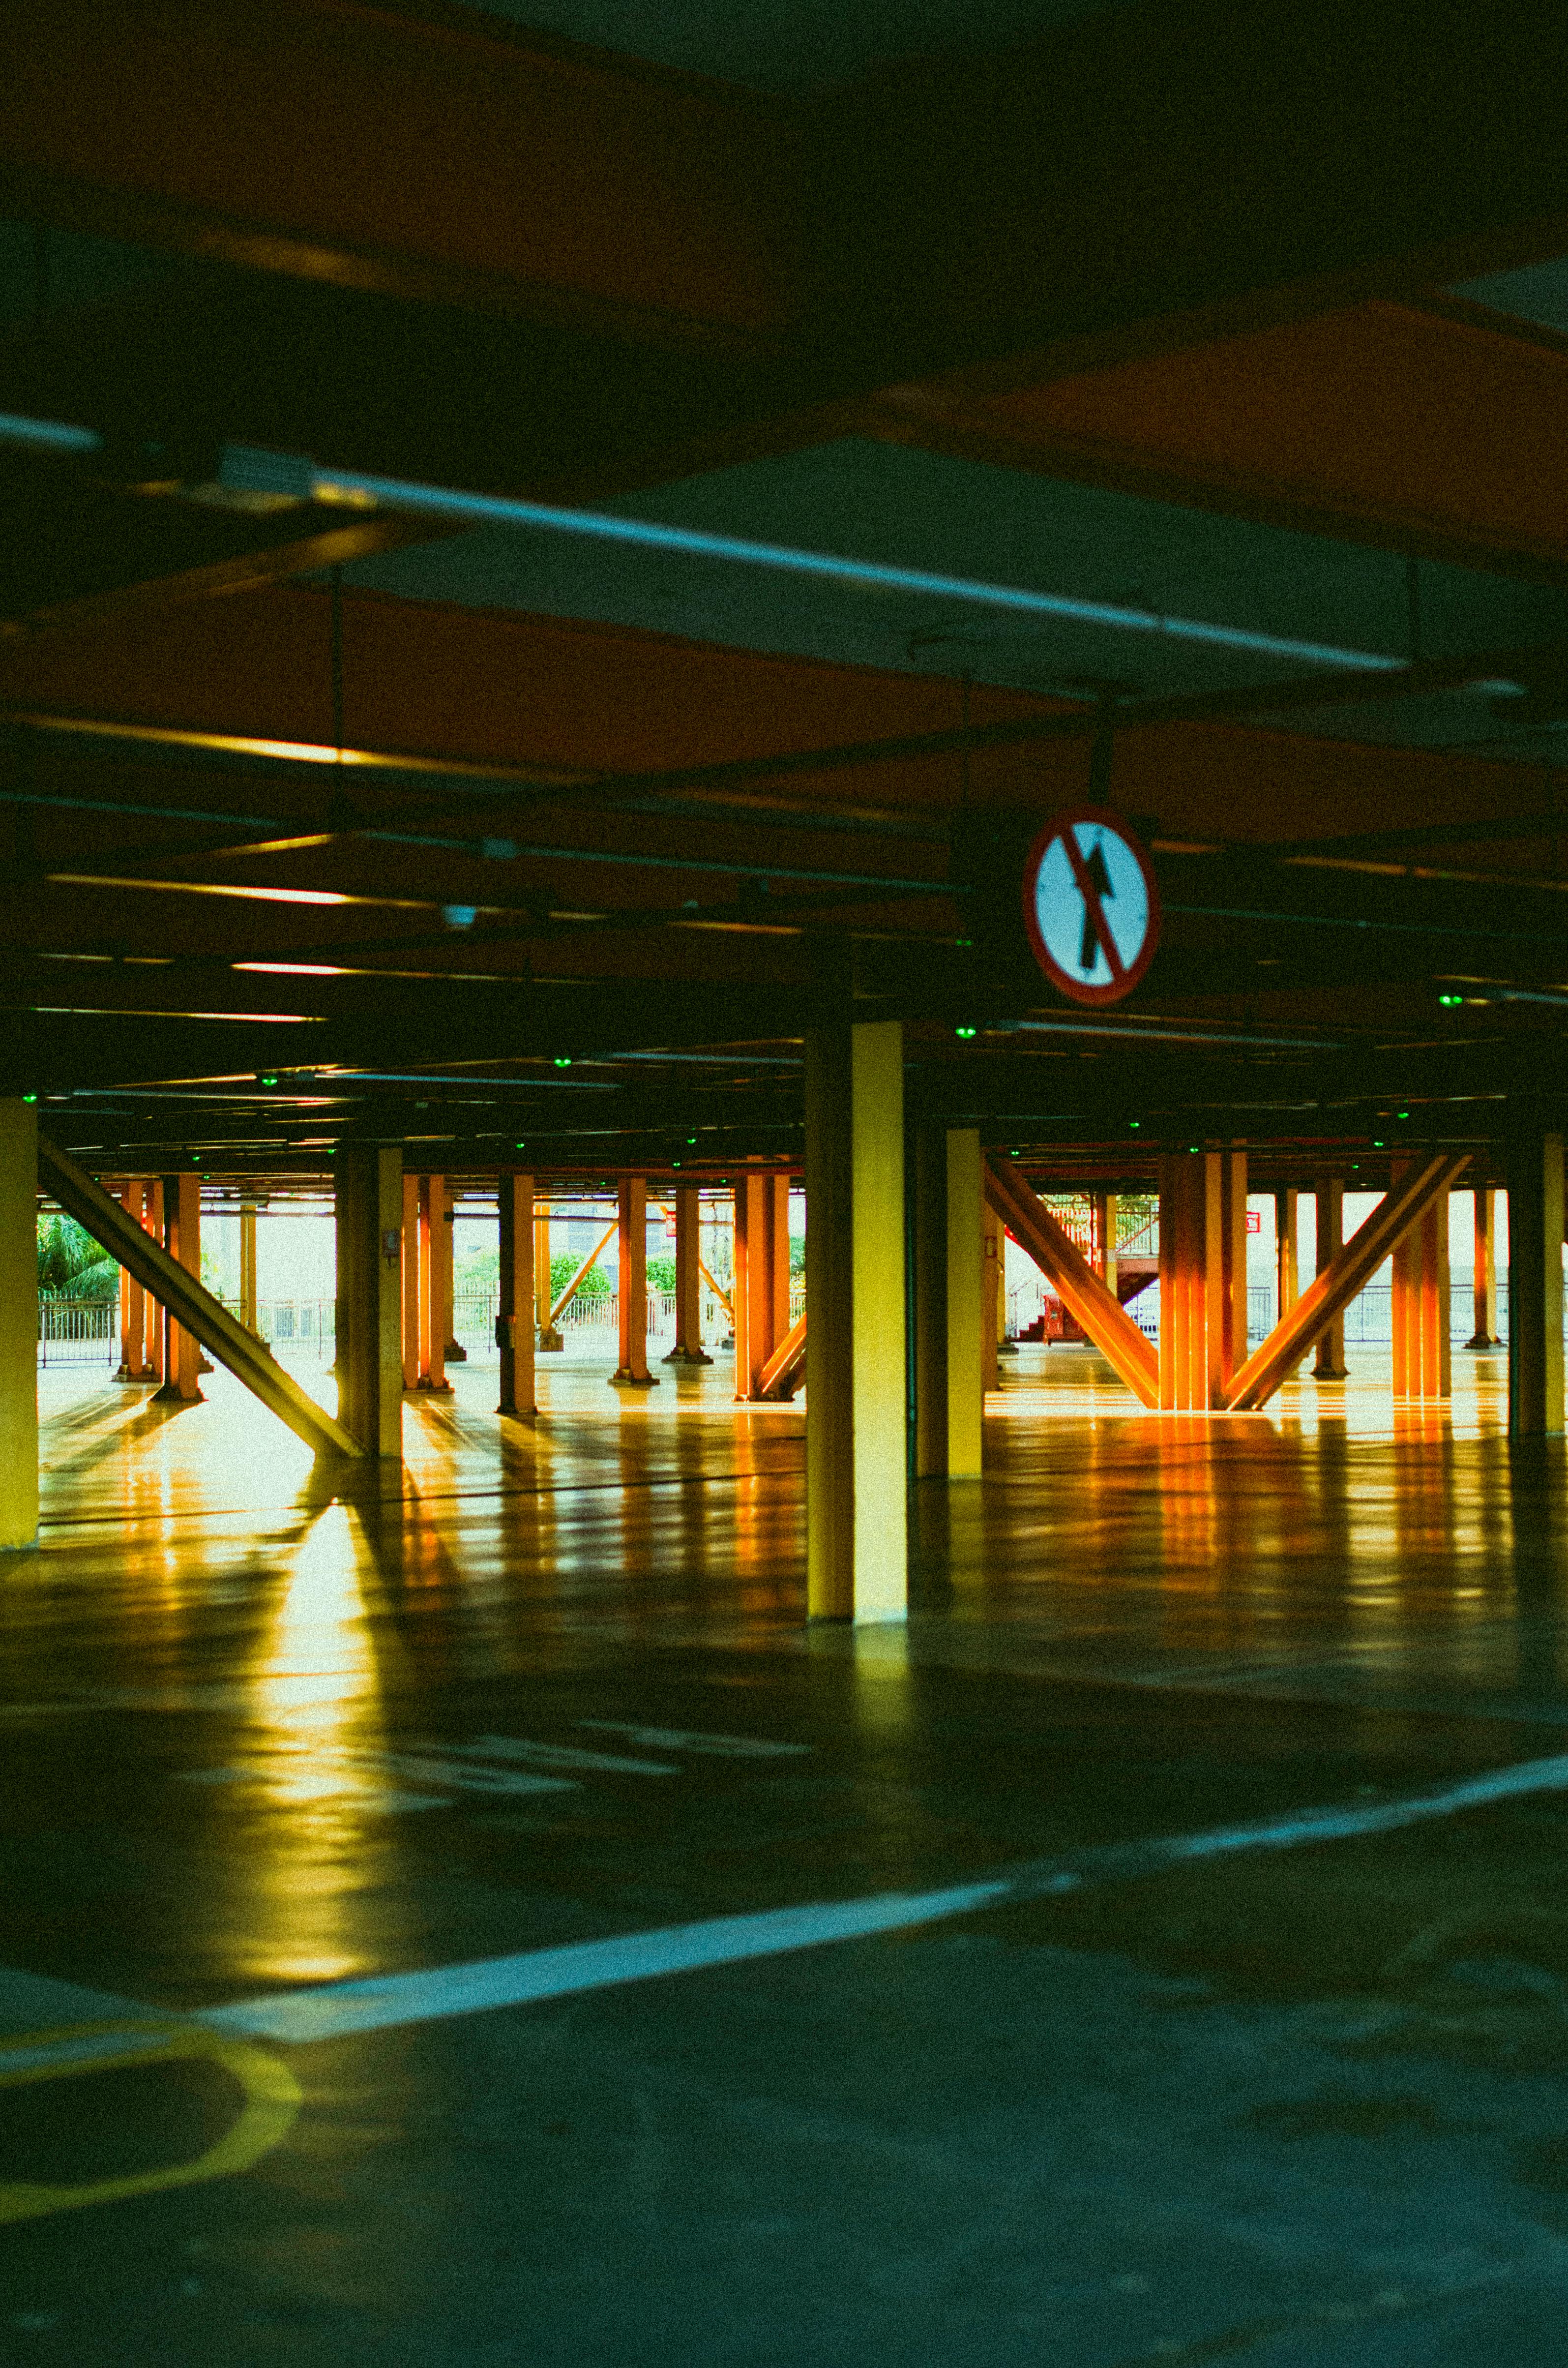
[0,1099,38,1550]
[156,1171,203,1404]
[534,1203,562,1350]
[805,1020,907,1622]
[667,1183,711,1365]
[612,1174,657,1388]
[1391,1161,1451,1400]
[914,1126,982,1478]
[417,1174,449,1392]
[1467,1186,1499,1349]
[1274,1188,1299,1324]
[733,1168,789,1400]
[497,1169,535,1418]
[1157,1149,1221,1410]
[1310,1174,1349,1379]
[239,1199,259,1335]
[441,1184,466,1363]
[335,1145,404,1458]
[1508,1131,1564,1438]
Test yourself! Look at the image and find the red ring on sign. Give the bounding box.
[1020,804,1162,1007]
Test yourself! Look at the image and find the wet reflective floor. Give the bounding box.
[7,1346,1568,2363]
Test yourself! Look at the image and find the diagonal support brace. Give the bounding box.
[38,1136,362,1460]
[756,1311,806,1400]
[983,1155,1159,1407]
[1224,1150,1471,1411]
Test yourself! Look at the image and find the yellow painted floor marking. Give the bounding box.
[0,2019,301,2225]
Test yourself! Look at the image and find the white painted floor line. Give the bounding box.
[195,1747,1568,2048]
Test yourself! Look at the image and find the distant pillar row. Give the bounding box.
[115,1179,161,1381]
[805,1020,906,1622]
[1390,1161,1451,1401]
[401,1171,450,1393]
[733,1169,789,1401]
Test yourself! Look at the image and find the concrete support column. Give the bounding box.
[666,1184,711,1364]
[535,1204,562,1350]
[612,1175,657,1388]
[401,1170,420,1390]
[497,1170,535,1418]
[981,1197,1001,1390]
[239,1201,259,1334]
[441,1185,466,1363]
[1157,1151,1222,1410]
[1310,1176,1349,1379]
[1466,1187,1499,1349]
[115,1180,153,1379]
[1097,1189,1119,1301]
[1274,1188,1299,1325]
[156,1171,203,1404]
[0,1100,38,1550]
[914,1126,984,1481]
[335,1146,404,1458]
[805,1021,906,1622]
[1391,1165,1451,1400]
[1217,1148,1249,1394]
[734,1170,789,1400]
[1508,1132,1564,1438]
[415,1175,449,1391]
[144,1181,165,1382]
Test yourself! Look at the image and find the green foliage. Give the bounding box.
[646,1256,677,1293]
[551,1250,610,1301]
[37,1215,118,1301]
[455,1242,499,1292]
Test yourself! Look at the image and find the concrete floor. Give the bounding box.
[6,1345,1568,2363]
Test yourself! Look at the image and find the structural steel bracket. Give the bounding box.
[1223,1149,1471,1411]
[983,1155,1160,1407]
[39,1137,362,1460]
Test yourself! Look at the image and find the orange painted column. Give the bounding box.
[1157,1151,1222,1410]
[666,1184,711,1365]
[440,1184,466,1364]
[155,1172,203,1404]
[981,1199,1001,1391]
[1310,1176,1349,1379]
[1217,1148,1248,1397]
[611,1175,657,1389]
[114,1181,154,1381]
[144,1181,165,1382]
[417,1174,449,1391]
[1274,1189,1299,1325]
[1391,1166,1451,1400]
[733,1170,789,1401]
[1466,1187,1499,1348]
[400,1171,420,1389]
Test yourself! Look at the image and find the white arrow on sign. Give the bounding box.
[1021,804,1161,1006]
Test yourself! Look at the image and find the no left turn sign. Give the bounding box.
[1021,804,1161,1006]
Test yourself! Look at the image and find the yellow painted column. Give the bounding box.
[1509,1132,1564,1438]
[239,1201,259,1335]
[946,1127,983,1478]
[497,1170,535,1417]
[1310,1176,1349,1379]
[612,1175,657,1388]
[335,1146,404,1457]
[805,1021,906,1622]
[1099,1189,1119,1304]
[0,1100,38,1550]
[1467,1187,1498,1348]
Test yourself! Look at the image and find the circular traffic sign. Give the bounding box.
[1021,804,1161,1006]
